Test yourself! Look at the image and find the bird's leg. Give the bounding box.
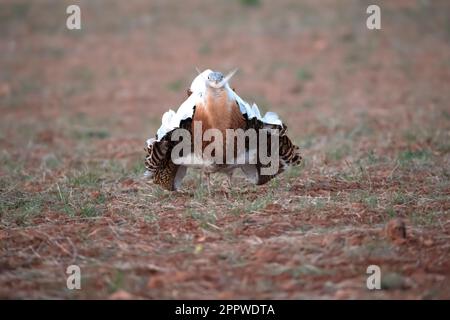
[226,172,233,189]
[221,172,233,195]
[204,171,212,194]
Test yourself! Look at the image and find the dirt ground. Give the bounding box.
[0,0,449,299]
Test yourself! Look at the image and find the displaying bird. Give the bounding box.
[145,69,302,191]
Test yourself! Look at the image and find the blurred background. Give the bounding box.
[0,0,449,299]
[1,0,448,156]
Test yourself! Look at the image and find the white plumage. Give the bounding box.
[145,69,301,191]
[155,69,282,141]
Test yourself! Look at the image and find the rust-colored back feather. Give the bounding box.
[192,91,245,161]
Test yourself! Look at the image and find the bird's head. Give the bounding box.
[207,71,225,88]
[197,68,237,91]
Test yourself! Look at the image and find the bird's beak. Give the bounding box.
[217,68,238,88]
